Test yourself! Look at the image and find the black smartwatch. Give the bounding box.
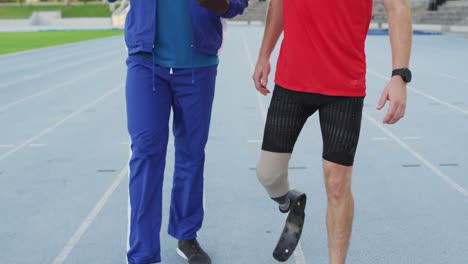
[392,68,412,83]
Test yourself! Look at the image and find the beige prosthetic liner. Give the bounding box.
[256,150,292,199]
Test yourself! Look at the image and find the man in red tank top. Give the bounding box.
[253,0,412,263]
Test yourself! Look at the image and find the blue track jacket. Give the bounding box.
[108,0,249,55]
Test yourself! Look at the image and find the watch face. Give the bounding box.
[404,69,412,82]
[392,68,412,83]
[392,69,412,83]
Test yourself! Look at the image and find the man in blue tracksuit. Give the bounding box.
[108,0,248,263]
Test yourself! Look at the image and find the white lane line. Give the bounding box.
[241,31,306,264]
[438,73,468,84]
[1,46,111,75]
[241,32,268,123]
[0,144,15,148]
[367,68,468,116]
[371,137,389,141]
[440,73,458,80]
[126,147,132,259]
[293,243,306,264]
[440,73,457,79]
[22,73,42,79]
[403,136,420,140]
[52,166,128,264]
[28,144,46,148]
[0,36,120,59]
[0,61,119,112]
[0,50,120,90]
[0,85,122,161]
[363,112,468,197]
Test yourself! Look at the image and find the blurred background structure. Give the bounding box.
[0,1,467,264]
[0,0,467,31]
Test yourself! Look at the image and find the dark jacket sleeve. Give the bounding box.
[222,0,249,19]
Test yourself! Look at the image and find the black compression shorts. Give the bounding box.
[262,85,364,166]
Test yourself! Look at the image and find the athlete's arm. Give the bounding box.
[377,0,412,124]
[253,0,283,96]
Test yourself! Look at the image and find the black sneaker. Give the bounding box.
[177,239,212,264]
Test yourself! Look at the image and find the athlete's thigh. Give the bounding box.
[125,55,172,154]
[262,85,316,153]
[318,96,364,166]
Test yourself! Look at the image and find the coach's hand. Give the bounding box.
[197,0,230,15]
[253,57,271,96]
[377,76,407,124]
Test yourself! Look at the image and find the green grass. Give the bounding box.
[0,30,123,55]
[0,4,114,19]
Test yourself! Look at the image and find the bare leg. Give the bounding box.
[323,160,354,264]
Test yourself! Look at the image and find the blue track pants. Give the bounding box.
[125,55,217,264]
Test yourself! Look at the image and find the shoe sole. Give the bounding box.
[176,248,188,261]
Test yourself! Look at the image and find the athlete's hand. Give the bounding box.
[196,0,230,15]
[377,76,407,124]
[253,57,271,95]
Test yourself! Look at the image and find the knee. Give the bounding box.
[324,162,352,202]
[325,176,348,201]
[256,163,282,188]
[131,130,167,158]
[256,151,290,188]
[256,159,278,188]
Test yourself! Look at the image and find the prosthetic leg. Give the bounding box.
[273,190,307,262]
